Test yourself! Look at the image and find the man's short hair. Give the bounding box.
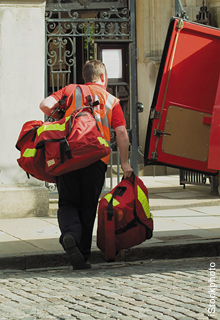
[82,60,107,83]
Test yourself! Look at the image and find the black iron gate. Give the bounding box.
[45,0,138,188]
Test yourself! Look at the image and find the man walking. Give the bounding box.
[40,60,133,269]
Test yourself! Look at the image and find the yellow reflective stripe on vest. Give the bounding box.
[22,148,37,158]
[37,116,70,136]
[104,193,119,206]
[97,137,109,147]
[137,185,151,219]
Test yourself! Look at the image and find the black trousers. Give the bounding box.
[56,160,106,261]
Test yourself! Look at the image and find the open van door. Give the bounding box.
[144,18,220,175]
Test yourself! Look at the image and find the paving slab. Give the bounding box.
[0,231,17,242]
[190,206,220,215]
[0,217,59,240]
[170,215,220,229]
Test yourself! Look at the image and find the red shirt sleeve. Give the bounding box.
[51,87,65,101]
[51,85,75,107]
[111,103,127,129]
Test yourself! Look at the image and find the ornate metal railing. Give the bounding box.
[45,1,131,94]
[45,8,130,39]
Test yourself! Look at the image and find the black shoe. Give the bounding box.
[63,235,86,270]
[73,261,92,270]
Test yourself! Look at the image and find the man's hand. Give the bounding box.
[39,96,60,119]
[115,126,133,178]
[121,162,133,179]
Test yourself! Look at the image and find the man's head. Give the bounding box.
[82,60,108,87]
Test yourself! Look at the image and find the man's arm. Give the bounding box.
[115,125,133,178]
[39,96,59,118]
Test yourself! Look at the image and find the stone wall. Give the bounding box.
[0,0,49,218]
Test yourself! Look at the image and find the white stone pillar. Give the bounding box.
[0,1,49,218]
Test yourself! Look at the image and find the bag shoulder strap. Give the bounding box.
[77,84,99,108]
[77,84,92,106]
[51,84,99,120]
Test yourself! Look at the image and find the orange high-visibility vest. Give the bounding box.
[65,84,119,165]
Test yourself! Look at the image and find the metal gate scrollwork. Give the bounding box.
[45,0,131,95]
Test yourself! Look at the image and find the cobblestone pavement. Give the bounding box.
[0,257,219,320]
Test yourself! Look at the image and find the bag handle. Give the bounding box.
[122,171,135,185]
[46,95,69,121]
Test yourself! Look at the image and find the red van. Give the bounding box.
[144,17,220,175]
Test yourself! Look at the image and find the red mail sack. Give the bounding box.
[97,174,153,261]
[16,120,56,183]
[35,108,111,176]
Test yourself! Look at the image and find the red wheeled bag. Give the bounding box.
[97,173,153,262]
